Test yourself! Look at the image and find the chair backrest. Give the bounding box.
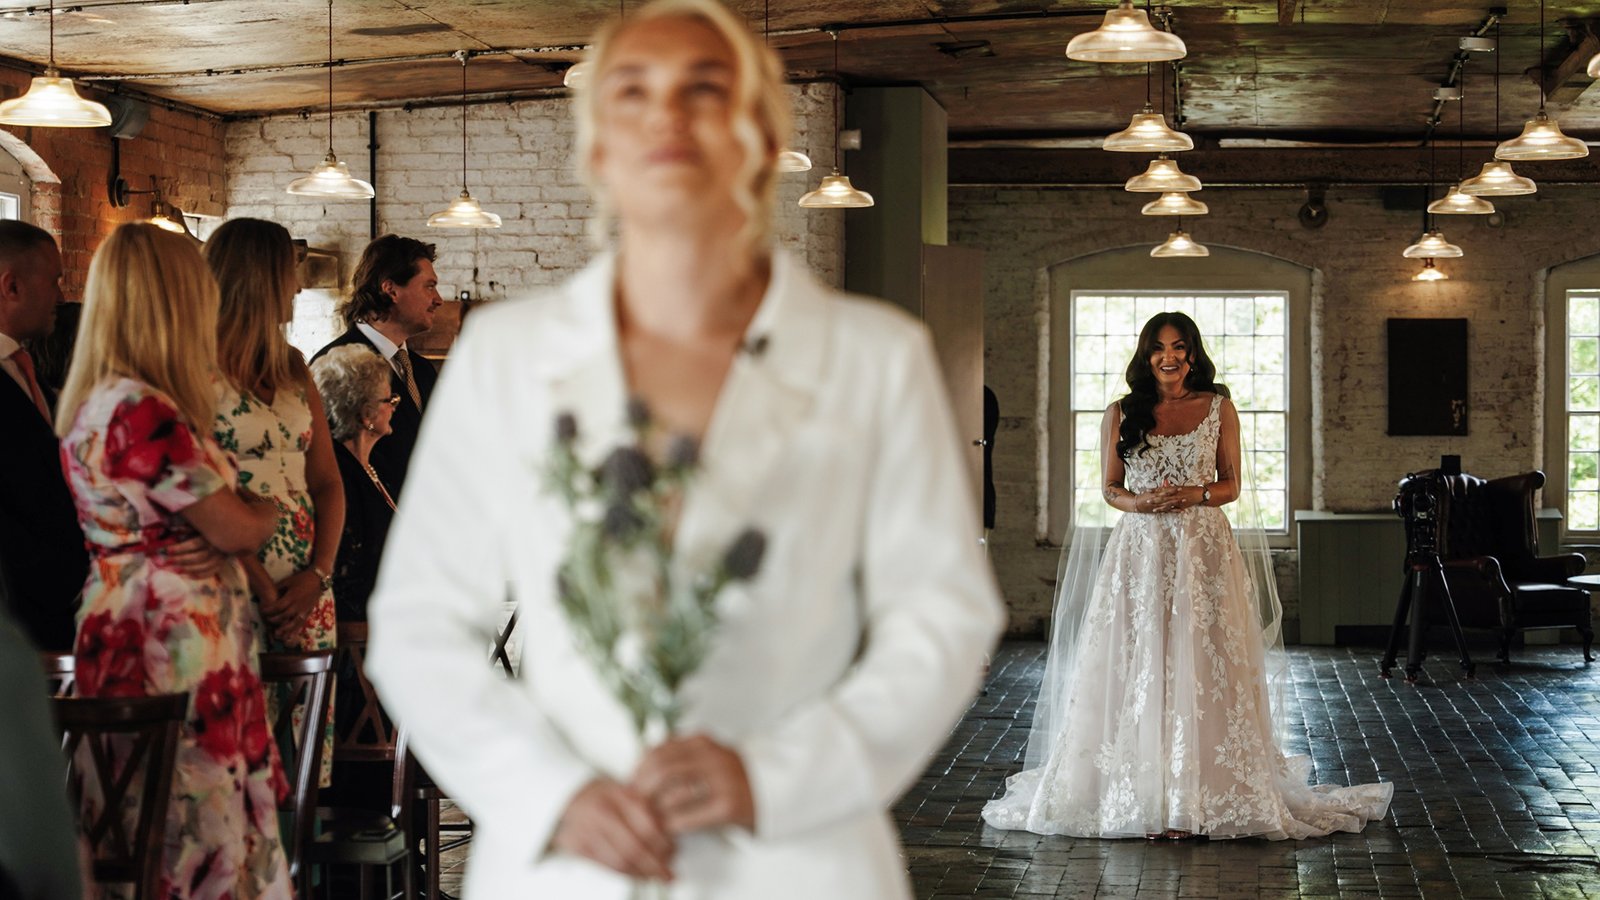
[53,693,188,900]
[1396,469,1545,563]
[334,622,400,762]
[258,649,335,893]
[40,651,76,697]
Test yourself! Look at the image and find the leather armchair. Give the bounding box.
[1426,470,1594,663]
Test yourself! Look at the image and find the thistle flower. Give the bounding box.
[602,501,645,541]
[626,396,652,430]
[600,446,654,496]
[723,528,767,581]
[665,434,700,470]
[554,412,578,445]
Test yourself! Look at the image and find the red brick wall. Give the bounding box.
[0,69,226,300]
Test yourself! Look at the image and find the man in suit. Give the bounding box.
[0,221,88,652]
[312,235,441,496]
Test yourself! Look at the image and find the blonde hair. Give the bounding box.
[310,345,391,442]
[573,0,792,253]
[57,223,221,437]
[205,217,298,396]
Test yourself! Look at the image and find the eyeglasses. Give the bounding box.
[372,394,401,408]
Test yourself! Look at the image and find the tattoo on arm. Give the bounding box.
[1104,480,1126,503]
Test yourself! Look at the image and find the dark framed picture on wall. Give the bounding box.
[1387,317,1468,436]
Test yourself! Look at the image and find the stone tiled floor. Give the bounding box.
[898,642,1600,899]
[435,641,1600,898]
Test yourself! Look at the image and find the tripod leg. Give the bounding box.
[1381,574,1414,677]
[1405,569,1428,683]
[1430,564,1475,678]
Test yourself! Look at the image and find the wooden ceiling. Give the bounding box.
[4,1,1600,143]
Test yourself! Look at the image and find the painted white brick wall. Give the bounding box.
[953,183,1600,636]
[223,83,843,314]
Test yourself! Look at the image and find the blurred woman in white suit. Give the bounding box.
[365,1,1005,897]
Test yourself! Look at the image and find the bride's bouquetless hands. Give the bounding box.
[551,779,676,880]
[632,734,757,835]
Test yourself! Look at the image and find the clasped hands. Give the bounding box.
[550,734,755,882]
[1137,481,1205,514]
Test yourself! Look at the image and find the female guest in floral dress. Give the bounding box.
[208,217,346,787]
[57,222,290,899]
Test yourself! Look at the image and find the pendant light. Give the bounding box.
[1429,65,1494,215]
[1151,227,1208,258]
[1412,259,1449,282]
[1403,231,1463,259]
[0,0,112,128]
[1066,1,1186,64]
[1141,192,1207,216]
[800,31,872,209]
[1406,130,1464,259]
[428,51,502,228]
[287,0,374,199]
[1495,1,1588,161]
[1104,104,1193,152]
[1462,23,1535,195]
[148,199,189,235]
[563,62,591,90]
[1125,155,1201,192]
[765,0,811,173]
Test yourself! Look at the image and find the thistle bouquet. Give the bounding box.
[546,401,766,741]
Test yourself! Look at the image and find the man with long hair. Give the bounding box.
[311,234,442,495]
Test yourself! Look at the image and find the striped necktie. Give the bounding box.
[392,348,422,409]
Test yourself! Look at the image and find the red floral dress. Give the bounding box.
[62,378,291,900]
[215,382,337,786]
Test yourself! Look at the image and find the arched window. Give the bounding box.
[1543,254,1600,538]
[1042,245,1312,547]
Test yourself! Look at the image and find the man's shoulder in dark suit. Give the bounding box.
[310,326,376,364]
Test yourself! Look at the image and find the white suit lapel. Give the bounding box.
[541,251,831,563]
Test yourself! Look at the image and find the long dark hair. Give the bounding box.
[1116,311,1229,459]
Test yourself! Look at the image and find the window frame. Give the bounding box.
[1542,256,1600,543]
[1041,246,1312,551]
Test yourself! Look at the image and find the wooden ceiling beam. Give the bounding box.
[1538,26,1600,108]
[1278,0,1300,26]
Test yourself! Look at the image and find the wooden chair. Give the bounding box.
[53,693,188,900]
[258,650,335,898]
[318,625,412,899]
[39,651,75,696]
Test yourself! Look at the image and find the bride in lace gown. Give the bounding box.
[983,312,1392,840]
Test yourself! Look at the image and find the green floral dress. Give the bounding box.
[63,378,292,900]
[215,382,337,786]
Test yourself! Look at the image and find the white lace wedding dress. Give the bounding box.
[983,396,1393,839]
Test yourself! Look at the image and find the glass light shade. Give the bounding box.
[1494,110,1590,161]
[776,148,813,172]
[427,190,502,228]
[1458,160,1537,196]
[798,170,874,208]
[0,71,112,127]
[1125,156,1201,192]
[1402,230,1463,259]
[1151,229,1209,258]
[563,61,591,89]
[147,201,188,235]
[1103,106,1193,153]
[1426,185,1495,215]
[1589,51,1600,79]
[1141,192,1208,216]
[287,152,376,199]
[1412,259,1448,282]
[1066,1,1186,63]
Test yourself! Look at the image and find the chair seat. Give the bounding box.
[1511,582,1592,613]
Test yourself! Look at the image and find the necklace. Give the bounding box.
[361,460,397,511]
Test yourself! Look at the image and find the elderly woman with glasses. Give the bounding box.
[309,345,399,625]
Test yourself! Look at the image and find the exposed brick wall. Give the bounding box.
[0,69,226,299]
[953,183,1600,637]
[222,83,843,353]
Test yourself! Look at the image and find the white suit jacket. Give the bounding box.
[367,250,1005,899]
